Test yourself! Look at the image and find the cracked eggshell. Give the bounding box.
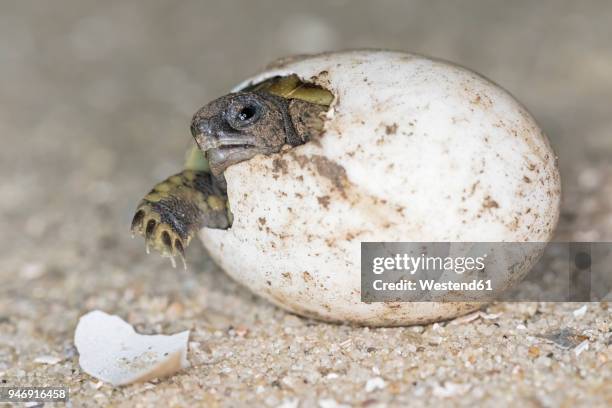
[199,50,561,326]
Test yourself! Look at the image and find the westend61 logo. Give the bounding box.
[361,242,611,302]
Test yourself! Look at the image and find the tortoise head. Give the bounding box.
[190,92,290,177]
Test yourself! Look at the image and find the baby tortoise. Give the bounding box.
[131,75,333,267]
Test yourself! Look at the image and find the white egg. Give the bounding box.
[199,50,561,326]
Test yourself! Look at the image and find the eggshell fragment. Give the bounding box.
[199,50,561,325]
[74,310,189,386]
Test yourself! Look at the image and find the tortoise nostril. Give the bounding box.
[191,118,211,137]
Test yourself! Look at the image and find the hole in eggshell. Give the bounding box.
[219,74,336,230]
[237,73,336,134]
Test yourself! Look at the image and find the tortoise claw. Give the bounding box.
[131,201,189,269]
[131,170,230,268]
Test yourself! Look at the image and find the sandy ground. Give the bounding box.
[0,1,611,406]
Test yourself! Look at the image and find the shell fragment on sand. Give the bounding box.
[74,310,189,386]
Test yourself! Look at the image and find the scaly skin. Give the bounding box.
[131,75,332,267]
[131,165,229,268]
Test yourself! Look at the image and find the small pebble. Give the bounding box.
[319,398,349,408]
[365,377,386,392]
[574,340,589,356]
[573,305,588,318]
[539,328,589,349]
[33,355,61,365]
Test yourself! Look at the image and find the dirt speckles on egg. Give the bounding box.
[199,50,561,326]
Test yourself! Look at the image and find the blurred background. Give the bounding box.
[2,0,612,251]
[0,1,611,405]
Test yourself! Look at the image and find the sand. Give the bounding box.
[0,1,610,406]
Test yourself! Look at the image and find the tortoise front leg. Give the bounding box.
[131,169,230,268]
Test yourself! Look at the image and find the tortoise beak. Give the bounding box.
[190,116,264,176]
[194,131,258,151]
[191,118,258,151]
[191,118,218,150]
[195,132,221,150]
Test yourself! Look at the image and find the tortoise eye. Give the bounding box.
[227,98,263,130]
[237,105,257,122]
